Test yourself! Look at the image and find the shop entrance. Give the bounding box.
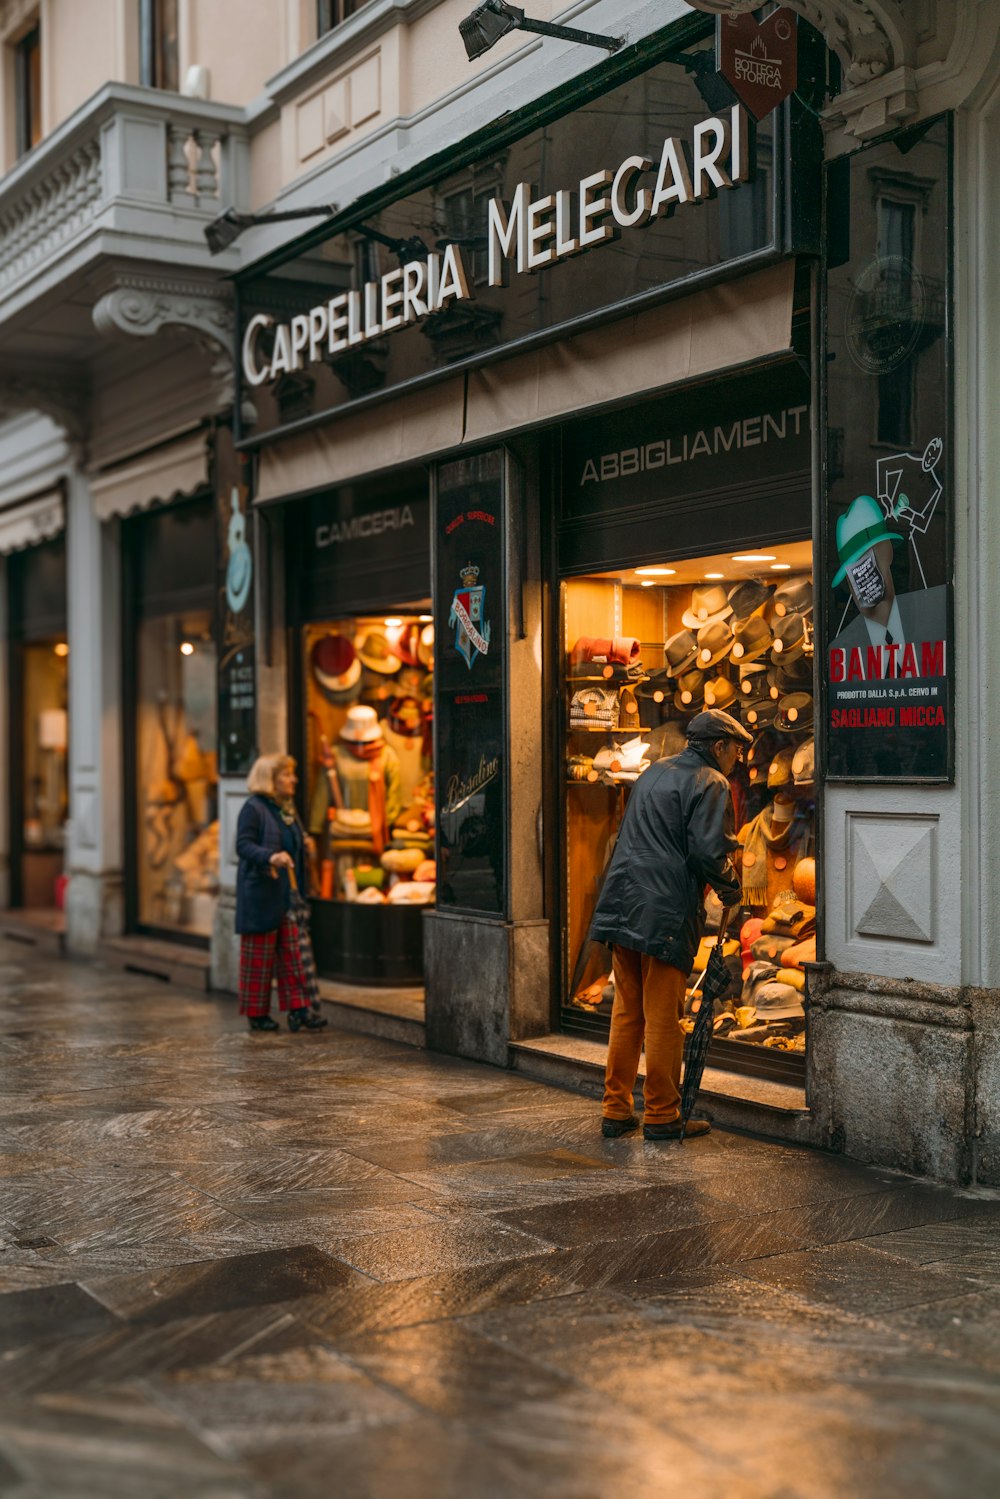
[7,536,68,913]
[556,364,814,1082]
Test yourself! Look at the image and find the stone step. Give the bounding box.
[316,980,425,1049]
[97,936,212,991]
[510,1033,817,1147]
[0,910,66,956]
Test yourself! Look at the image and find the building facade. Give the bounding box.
[2,0,999,1185]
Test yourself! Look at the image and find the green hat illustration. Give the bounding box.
[832,494,904,588]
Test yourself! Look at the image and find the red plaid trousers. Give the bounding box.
[239,915,310,1016]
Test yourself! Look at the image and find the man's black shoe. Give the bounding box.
[602,1115,639,1138]
[643,1118,711,1141]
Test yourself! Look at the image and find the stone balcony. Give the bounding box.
[0,84,249,372]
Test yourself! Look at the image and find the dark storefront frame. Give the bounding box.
[6,531,68,912]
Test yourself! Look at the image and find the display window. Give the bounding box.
[18,639,68,906]
[125,498,219,943]
[134,611,219,935]
[302,612,436,916]
[561,542,815,1076]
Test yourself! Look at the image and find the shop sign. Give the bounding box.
[241,104,751,387]
[823,118,952,782]
[216,429,257,775]
[719,9,798,121]
[434,451,508,916]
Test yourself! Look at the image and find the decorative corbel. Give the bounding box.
[92,279,253,422]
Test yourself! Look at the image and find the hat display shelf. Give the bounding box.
[561,561,817,1073]
[302,615,436,926]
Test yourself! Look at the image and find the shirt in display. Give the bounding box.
[862,597,906,648]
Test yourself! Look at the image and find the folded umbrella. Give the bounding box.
[286,866,323,1014]
[681,907,735,1137]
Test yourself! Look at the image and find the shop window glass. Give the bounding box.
[561,543,815,1074]
[301,613,435,912]
[135,612,218,935]
[19,639,68,906]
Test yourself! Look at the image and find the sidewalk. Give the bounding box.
[0,936,998,1499]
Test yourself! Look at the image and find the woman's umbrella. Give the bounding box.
[680,908,735,1138]
[286,866,323,1014]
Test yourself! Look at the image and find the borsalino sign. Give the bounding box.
[242,104,752,386]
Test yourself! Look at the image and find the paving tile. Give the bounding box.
[81,1244,367,1323]
[319,1219,557,1283]
[856,1212,1000,1286]
[738,1239,984,1314]
[0,1281,120,1354]
[493,1180,733,1247]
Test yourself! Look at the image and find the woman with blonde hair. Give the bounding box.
[235,753,327,1033]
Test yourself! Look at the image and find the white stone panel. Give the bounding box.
[848,813,935,943]
[350,53,381,129]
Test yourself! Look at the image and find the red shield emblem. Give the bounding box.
[719,8,798,121]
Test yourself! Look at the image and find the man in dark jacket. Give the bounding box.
[591,708,751,1140]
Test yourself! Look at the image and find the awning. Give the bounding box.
[254,260,796,504]
[0,487,65,555]
[89,428,209,522]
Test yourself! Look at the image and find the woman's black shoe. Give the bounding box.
[288,1008,328,1032]
[248,1015,279,1033]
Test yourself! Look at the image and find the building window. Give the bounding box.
[317,0,369,36]
[15,23,41,158]
[140,0,179,91]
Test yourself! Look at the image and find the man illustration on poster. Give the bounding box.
[829,492,947,655]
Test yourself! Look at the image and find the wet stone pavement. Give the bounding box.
[1,941,999,1499]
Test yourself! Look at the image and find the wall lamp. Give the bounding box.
[459,0,623,61]
[205,204,338,255]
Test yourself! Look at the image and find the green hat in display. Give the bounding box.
[832,494,904,588]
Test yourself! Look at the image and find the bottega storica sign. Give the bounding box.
[241,104,752,386]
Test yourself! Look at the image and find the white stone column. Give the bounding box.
[64,472,125,953]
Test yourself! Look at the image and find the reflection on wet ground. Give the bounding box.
[0,939,998,1498]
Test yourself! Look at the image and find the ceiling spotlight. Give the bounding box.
[732,553,776,563]
[771,563,792,571]
[635,566,676,577]
[459,0,623,62]
[640,580,656,587]
[180,641,195,656]
[205,203,339,255]
[705,572,725,580]
[53,642,69,657]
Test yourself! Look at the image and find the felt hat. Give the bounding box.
[751,932,796,964]
[746,732,778,786]
[743,697,779,730]
[663,628,699,675]
[686,708,753,745]
[682,584,732,630]
[770,612,807,665]
[752,981,805,1020]
[695,619,735,670]
[673,669,705,710]
[767,745,796,789]
[311,633,363,703]
[738,662,769,698]
[776,692,814,733]
[792,736,815,788]
[387,622,421,668]
[775,657,813,692]
[340,704,383,743]
[772,577,814,619]
[728,578,775,621]
[832,495,904,589]
[355,629,402,674]
[730,614,773,665]
[386,695,423,738]
[703,675,738,711]
[793,856,816,904]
